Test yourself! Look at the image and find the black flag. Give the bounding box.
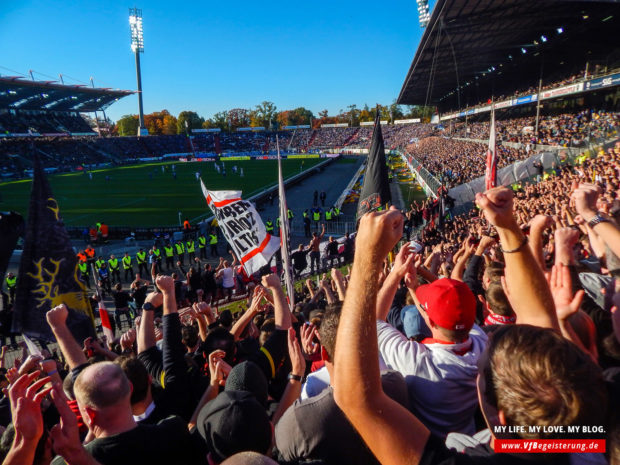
[357,112,391,220]
[13,155,94,342]
[0,212,24,286]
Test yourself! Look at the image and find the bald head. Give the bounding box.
[74,362,131,410]
[221,452,278,465]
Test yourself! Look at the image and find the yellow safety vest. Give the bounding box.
[78,262,88,274]
[136,251,146,263]
[164,246,174,257]
[6,276,17,288]
[325,210,332,221]
[175,243,184,254]
[198,236,206,248]
[122,256,132,269]
[313,212,320,221]
[210,234,218,245]
[186,241,195,253]
[108,258,119,271]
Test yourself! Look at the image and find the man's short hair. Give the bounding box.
[115,356,149,405]
[318,303,342,361]
[488,325,607,439]
[182,324,199,349]
[483,262,504,282]
[74,362,131,410]
[221,452,279,465]
[203,327,236,362]
[485,282,514,317]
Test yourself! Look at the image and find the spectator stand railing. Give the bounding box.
[335,157,367,210]
[397,151,441,199]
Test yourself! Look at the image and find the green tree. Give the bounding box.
[346,104,359,126]
[206,111,229,131]
[177,111,205,134]
[254,101,277,129]
[116,114,139,136]
[290,107,314,125]
[389,101,404,122]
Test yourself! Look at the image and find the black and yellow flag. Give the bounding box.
[12,154,94,342]
[357,111,392,220]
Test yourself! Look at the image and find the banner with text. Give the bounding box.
[199,183,279,275]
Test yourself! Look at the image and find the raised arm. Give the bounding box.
[230,287,265,341]
[528,215,553,271]
[45,305,87,370]
[273,328,306,425]
[330,268,347,301]
[376,245,414,321]
[304,279,316,299]
[450,240,475,282]
[4,373,52,465]
[573,183,620,259]
[137,291,162,354]
[262,274,291,330]
[334,208,430,465]
[476,187,558,331]
[319,274,337,305]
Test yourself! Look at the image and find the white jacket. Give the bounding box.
[376,320,488,438]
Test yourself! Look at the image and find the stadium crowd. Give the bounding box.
[453,111,619,147]
[0,111,94,135]
[0,128,619,465]
[404,137,532,188]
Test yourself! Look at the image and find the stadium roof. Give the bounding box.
[397,0,620,111]
[0,77,133,112]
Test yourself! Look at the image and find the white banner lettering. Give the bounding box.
[199,183,279,275]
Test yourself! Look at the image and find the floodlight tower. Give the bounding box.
[416,0,431,28]
[129,7,147,136]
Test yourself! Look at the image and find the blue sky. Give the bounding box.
[1,0,427,123]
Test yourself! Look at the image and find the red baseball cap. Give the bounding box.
[415,278,476,331]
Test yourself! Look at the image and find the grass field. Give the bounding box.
[0,158,325,227]
[398,182,427,205]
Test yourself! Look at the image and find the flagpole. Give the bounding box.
[276,135,295,311]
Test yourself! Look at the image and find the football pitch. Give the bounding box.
[0,158,325,228]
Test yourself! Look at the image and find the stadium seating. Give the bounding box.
[0,110,95,135]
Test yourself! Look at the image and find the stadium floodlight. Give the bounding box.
[416,0,431,28]
[557,27,564,34]
[541,35,547,42]
[129,7,147,136]
[521,47,527,54]
[129,12,144,52]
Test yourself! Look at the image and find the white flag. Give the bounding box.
[200,182,279,275]
[277,136,295,310]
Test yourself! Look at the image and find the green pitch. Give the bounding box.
[0,158,324,228]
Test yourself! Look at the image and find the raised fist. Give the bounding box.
[46,304,68,329]
[475,187,516,230]
[155,275,175,293]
